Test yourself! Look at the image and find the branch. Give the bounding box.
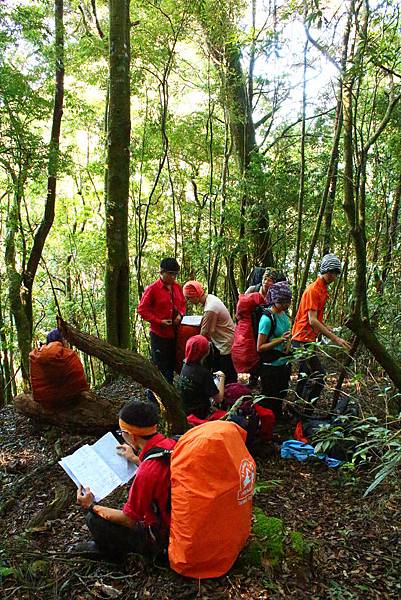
[304,24,341,71]
[254,110,273,129]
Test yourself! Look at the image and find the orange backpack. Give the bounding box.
[30,342,89,408]
[168,420,256,578]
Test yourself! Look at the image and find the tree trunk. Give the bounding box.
[292,40,308,317]
[105,0,131,349]
[198,3,273,287]
[58,317,188,433]
[342,11,401,392]
[14,391,120,433]
[4,0,64,386]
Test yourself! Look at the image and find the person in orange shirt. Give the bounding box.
[292,254,350,407]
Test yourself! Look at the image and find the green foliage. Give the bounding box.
[252,507,284,566]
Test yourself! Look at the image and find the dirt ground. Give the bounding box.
[1,378,400,600]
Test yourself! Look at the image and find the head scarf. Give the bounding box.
[320,254,341,274]
[46,328,63,344]
[118,419,157,437]
[263,268,287,284]
[185,334,209,364]
[268,281,292,306]
[183,280,205,300]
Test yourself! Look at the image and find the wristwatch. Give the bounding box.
[85,501,96,513]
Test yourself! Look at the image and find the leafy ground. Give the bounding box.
[1,378,401,600]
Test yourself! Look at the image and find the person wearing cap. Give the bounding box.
[137,258,186,387]
[292,254,351,406]
[178,334,225,419]
[73,399,176,561]
[183,281,237,384]
[257,281,293,420]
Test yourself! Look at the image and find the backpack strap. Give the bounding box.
[141,447,173,463]
[260,307,277,341]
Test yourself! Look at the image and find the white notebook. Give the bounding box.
[59,432,137,501]
[181,315,202,326]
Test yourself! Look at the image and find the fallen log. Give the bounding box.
[14,391,121,432]
[57,317,188,433]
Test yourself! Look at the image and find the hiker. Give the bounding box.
[177,334,225,419]
[245,267,287,301]
[292,254,351,406]
[72,400,176,561]
[29,328,88,409]
[232,269,287,384]
[137,258,186,390]
[183,281,237,383]
[257,281,293,420]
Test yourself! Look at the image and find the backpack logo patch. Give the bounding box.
[237,459,256,505]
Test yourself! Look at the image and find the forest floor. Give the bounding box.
[1,377,401,600]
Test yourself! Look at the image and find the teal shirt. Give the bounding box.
[258,311,291,366]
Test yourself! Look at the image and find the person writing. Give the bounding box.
[183,281,236,383]
[137,258,186,396]
[71,400,176,561]
[292,254,351,407]
[178,334,225,419]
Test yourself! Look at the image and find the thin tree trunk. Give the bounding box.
[105,0,131,348]
[5,0,64,386]
[292,40,308,318]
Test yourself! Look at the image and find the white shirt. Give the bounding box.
[202,294,235,355]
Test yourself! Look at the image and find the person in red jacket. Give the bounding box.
[138,258,186,390]
[72,400,176,561]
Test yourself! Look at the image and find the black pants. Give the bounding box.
[206,345,237,384]
[147,333,176,403]
[259,363,291,419]
[150,332,176,383]
[292,341,326,406]
[85,511,164,561]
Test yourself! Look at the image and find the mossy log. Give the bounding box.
[14,390,121,432]
[57,317,187,433]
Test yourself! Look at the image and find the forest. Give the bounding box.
[1,0,401,598]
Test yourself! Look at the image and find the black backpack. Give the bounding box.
[252,306,290,364]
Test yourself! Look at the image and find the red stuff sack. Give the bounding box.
[231,293,263,374]
[30,342,89,409]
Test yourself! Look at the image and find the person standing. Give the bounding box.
[183,281,237,384]
[138,258,186,387]
[292,254,351,407]
[256,282,293,420]
[245,268,287,300]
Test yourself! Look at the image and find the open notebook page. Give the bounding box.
[92,432,137,484]
[59,444,122,501]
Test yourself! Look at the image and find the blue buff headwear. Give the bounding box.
[268,281,292,306]
[46,328,63,344]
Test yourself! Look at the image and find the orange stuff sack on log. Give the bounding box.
[30,342,89,409]
[168,420,256,578]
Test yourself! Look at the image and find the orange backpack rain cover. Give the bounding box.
[168,420,256,579]
[30,342,89,408]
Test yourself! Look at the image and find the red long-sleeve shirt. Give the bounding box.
[137,278,186,338]
[122,433,176,528]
